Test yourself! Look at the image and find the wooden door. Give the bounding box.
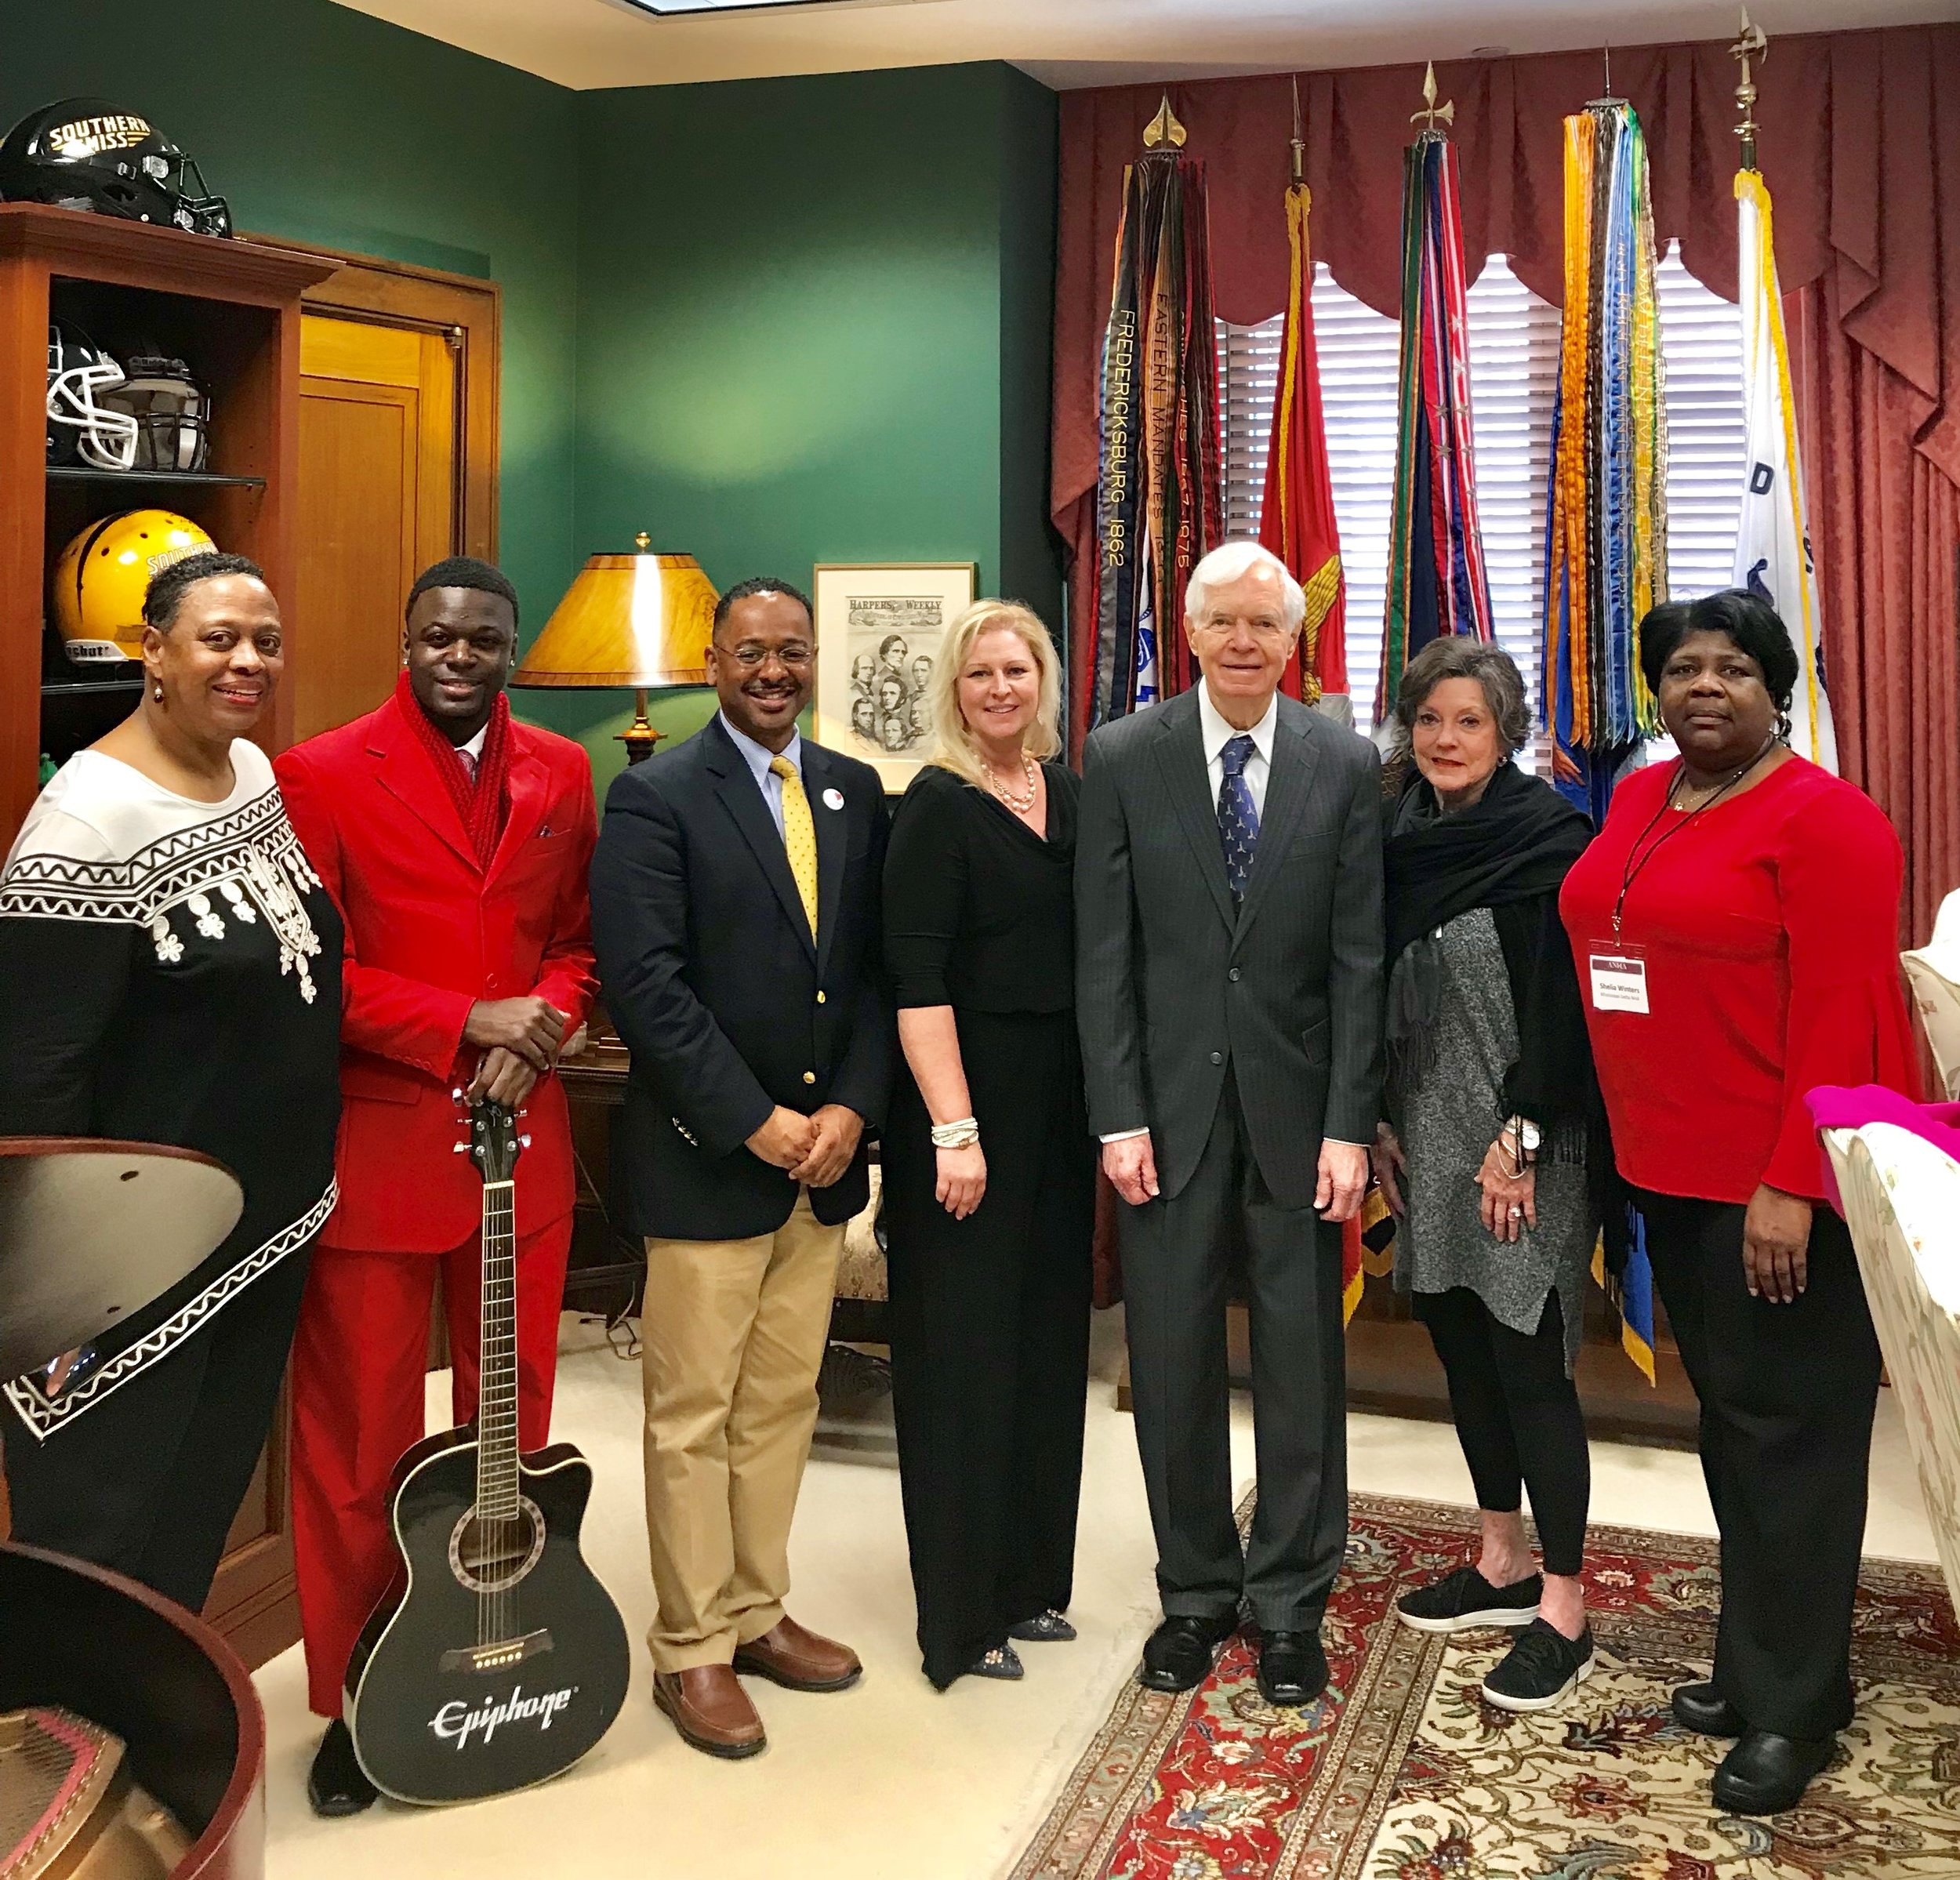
[293,314,459,740]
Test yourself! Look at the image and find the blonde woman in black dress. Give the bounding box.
[882,600,1094,1688]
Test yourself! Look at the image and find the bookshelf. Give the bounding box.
[0,202,337,844]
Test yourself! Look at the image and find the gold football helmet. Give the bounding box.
[52,508,216,662]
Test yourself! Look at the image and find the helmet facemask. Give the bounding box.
[101,356,211,472]
[45,328,139,471]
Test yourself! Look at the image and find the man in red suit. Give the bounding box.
[274,557,598,1816]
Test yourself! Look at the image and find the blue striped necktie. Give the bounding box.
[1217,734,1260,902]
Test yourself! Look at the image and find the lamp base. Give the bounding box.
[617,688,662,764]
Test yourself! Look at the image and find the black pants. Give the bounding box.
[1413,1288,1590,1577]
[3,1248,312,1613]
[885,1010,1094,1688]
[1637,1190,1880,1738]
[1117,1073,1347,1633]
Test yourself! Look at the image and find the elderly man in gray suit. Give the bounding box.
[1076,539,1384,1708]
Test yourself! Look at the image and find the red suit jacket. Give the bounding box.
[274,693,599,1253]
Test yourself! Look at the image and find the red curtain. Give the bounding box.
[1051,24,1960,939]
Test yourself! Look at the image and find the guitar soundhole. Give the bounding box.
[448,1497,546,1594]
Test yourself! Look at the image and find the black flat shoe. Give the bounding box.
[1672,1680,1747,1738]
[1711,1729,1837,1816]
[1395,1564,1541,1635]
[1482,1620,1595,1712]
[307,1719,378,1818]
[968,1643,1025,1681]
[1009,1609,1077,1643]
[1256,1630,1329,1708]
[1138,1613,1236,1693]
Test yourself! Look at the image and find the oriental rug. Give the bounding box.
[1010,1493,1960,1880]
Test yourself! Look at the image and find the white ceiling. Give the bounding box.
[329,0,1953,92]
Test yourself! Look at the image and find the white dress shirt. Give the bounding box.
[719,710,803,840]
[1198,682,1277,818]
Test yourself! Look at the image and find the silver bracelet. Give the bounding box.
[931,1117,980,1149]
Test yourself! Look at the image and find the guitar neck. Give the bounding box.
[476,1178,520,1519]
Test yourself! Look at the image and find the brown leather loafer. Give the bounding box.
[654,1666,767,1758]
[733,1615,862,1692]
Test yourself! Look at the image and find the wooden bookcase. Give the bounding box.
[0,203,336,834]
[0,204,338,1665]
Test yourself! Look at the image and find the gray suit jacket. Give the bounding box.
[1074,687,1385,1208]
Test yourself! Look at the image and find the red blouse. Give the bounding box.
[1559,756,1918,1204]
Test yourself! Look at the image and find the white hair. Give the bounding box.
[1184,540,1305,633]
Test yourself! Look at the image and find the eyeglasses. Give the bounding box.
[1193,614,1289,641]
[721,641,815,670]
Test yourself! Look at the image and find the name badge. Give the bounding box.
[822,787,845,811]
[1588,947,1650,1014]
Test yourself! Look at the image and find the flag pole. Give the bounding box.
[1732,7,1768,173]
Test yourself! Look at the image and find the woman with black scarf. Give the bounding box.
[1370,638,1602,1713]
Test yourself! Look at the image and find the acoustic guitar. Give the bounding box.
[343,1098,630,1805]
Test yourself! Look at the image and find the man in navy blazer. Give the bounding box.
[590,575,891,1760]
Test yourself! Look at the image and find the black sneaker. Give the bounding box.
[1482,1618,1595,1712]
[1396,1565,1542,1635]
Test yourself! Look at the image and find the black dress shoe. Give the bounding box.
[1256,1631,1329,1708]
[1138,1613,1236,1693]
[1711,1729,1837,1816]
[307,1719,378,1817]
[1672,1680,1747,1738]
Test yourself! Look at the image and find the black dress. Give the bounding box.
[0,742,342,1610]
[881,760,1094,1687]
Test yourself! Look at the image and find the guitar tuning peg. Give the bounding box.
[452,1141,470,1154]
[452,1087,465,1102]
[520,1134,532,1149]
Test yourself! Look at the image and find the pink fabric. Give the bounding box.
[1805,1082,1960,1214]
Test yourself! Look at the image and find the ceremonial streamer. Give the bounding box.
[1378,125,1493,721]
[1541,100,1669,819]
[1089,145,1222,730]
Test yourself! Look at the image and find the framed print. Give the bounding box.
[812,561,978,790]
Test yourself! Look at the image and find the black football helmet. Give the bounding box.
[0,100,230,238]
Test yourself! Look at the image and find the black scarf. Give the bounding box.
[1382,761,1594,1130]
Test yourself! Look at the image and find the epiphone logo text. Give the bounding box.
[429,1683,576,1751]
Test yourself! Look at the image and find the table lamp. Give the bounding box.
[511,533,719,762]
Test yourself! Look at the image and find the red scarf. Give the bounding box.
[396,670,511,869]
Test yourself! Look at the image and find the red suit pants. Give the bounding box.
[291,1215,572,1718]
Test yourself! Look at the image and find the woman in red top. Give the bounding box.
[1561,590,1917,1819]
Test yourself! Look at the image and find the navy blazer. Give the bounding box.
[590,716,894,1239]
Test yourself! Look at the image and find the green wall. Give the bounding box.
[568,62,1062,797]
[3,13,1061,793]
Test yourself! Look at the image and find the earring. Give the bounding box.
[152,683,164,704]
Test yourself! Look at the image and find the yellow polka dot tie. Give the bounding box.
[770,755,819,938]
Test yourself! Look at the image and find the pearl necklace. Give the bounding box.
[985,750,1040,815]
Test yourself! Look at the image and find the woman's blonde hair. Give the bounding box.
[927,599,1063,789]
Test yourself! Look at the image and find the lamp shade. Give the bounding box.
[511,544,718,688]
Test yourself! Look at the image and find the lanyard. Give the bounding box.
[1610,740,1775,940]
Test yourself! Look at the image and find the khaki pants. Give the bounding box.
[641,1192,844,1671]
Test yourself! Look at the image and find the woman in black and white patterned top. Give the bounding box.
[0,551,341,1611]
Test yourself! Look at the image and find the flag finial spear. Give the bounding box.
[1732,7,1769,172]
[1411,60,1456,135]
[1143,93,1187,150]
[1290,75,1305,188]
